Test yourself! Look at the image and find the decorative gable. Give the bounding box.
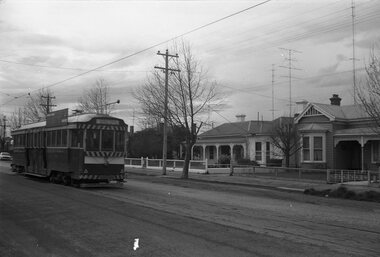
[295,103,335,124]
[304,106,322,117]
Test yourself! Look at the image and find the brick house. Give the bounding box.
[295,94,380,171]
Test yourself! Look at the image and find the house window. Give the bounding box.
[255,142,262,161]
[373,141,380,163]
[302,134,325,162]
[266,142,271,161]
[314,137,323,161]
[302,137,310,161]
[209,146,214,159]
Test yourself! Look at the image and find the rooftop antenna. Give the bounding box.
[279,48,302,117]
[350,0,358,104]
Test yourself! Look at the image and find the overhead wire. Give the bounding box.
[1,0,272,107]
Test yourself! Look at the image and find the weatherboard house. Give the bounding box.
[192,115,285,166]
[295,94,380,171]
[192,94,380,172]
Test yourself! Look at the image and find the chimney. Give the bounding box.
[130,125,134,134]
[329,94,342,106]
[236,114,246,122]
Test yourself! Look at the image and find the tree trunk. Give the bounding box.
[182,140,193,179]
[285,153,290,168]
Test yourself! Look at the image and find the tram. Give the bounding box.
[11,109,128,186]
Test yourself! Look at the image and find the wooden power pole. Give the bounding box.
[154,49,180,175]
[41,93,56,115]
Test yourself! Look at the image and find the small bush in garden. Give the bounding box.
[304,186,380,203]
[236,158,258,166]
[218,155,231,165]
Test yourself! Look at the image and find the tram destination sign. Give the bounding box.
[46,108,68,127]
[95,119,120,125]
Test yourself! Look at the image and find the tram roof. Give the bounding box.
[13,113,124,132]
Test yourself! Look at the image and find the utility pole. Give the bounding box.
[2,116,6,151]
[41,93,56,115]
[154,49,180,175]
[279,48,302,118]
[271,64,275,121]
[351,0,358,104]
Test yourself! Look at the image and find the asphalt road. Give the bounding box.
[0,161,379,257]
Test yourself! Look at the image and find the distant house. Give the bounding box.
[295,94,380,171]
[192,115,283,165]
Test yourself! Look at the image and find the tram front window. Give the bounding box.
[71,130,83,148]
[115,131,124,152]
[101,130,114,151]
[86,130,100,151]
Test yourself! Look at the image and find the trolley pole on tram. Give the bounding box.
[154,50,180,175]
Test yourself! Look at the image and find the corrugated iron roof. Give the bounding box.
[312,103,369,120]
[334,127,379,136]
[198,120,274,138]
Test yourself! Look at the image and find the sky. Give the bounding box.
[0,0,379,131]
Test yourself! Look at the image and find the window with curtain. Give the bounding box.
[313,136,323,161]
[302,136,310,161]
[255,142,262,161]
[373,141,380,162]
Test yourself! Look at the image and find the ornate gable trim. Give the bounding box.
[295,103,335,124]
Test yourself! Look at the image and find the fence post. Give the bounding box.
[229,164,234,176]
[173,160,176,172]
[189,161,191,171]
[205,158,209,174]
[327,169,330,183]
[253,165,255,175]
[341,170,344,183]
[368,170,371,184]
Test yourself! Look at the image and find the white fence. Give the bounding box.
[125,157,207,173]
[327,169,380,184]
[125,158,380,184]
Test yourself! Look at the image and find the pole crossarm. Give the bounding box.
[154,66,181,73]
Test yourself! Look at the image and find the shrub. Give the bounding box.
[236,158,258,166]
[218,155,230,165]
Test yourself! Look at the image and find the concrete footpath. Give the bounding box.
[125,167,380,193]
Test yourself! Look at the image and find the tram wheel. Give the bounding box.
[63,175,71,186]
[49,172,56,183]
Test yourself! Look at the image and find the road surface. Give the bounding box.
[1,161,379,256]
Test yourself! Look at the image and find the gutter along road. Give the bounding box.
[1,162,379,257]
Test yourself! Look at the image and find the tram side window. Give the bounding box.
[52,130,57,146]
[57,130,62,146]
[86,130,100,151]
[42,132,46,147]
[62,130,67,146]
[47,131,52,146]
[115,131,125,152]
[102,130,114,151]
[70,130,83,148]
[28,133,32,147]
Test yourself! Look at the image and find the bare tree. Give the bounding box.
[78,78,112,114]
[270,117,301,168]
[24,88,55,123]
[358,47,380,132]
[135,41,220,179]
[8,108,28,129]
